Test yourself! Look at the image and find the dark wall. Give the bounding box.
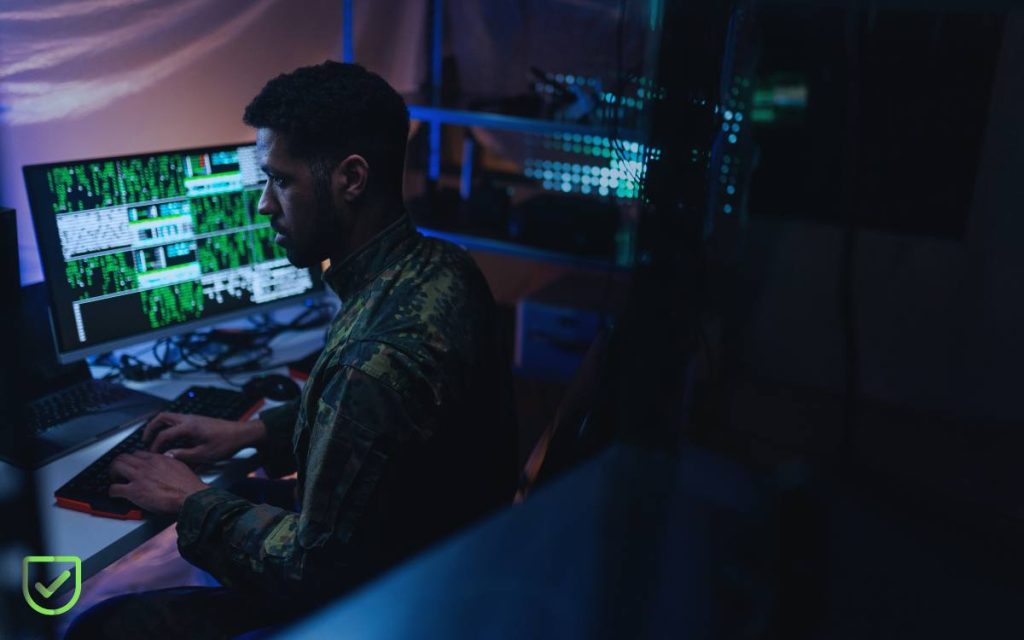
[962,11,1024,422]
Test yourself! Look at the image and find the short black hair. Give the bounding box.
[244,61,409,195]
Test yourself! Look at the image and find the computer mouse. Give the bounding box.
[242,374,302,401]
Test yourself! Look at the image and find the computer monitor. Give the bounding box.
[744,7,1003,238]
[0,207,19,426]
[24,143,323,363]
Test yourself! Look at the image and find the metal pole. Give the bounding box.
[342,0,354,62]
[459,134,475,201]
[428,0,444,181]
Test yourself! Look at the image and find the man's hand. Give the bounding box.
[143,412,267,465]
[109,451,210,516]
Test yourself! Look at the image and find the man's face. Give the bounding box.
[255,128,337,268]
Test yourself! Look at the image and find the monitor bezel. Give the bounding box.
[24,142,326,364]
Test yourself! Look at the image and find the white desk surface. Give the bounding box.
[24,309,328,581]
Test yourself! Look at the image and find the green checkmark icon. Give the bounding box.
[34,570,71,599]
[23,556,82,616]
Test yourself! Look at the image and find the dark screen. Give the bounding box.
[748,8,1004,237]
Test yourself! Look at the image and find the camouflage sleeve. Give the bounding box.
[176,349,436,605]
[255,399,299,478]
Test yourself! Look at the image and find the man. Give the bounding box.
[67,61,517,638]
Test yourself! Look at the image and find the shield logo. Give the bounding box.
[22,555,82,616]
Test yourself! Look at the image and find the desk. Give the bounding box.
[24,305,327,583]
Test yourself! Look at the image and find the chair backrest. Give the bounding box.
[515,327,612,502]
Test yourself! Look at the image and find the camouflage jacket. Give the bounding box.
[176,213,517,607]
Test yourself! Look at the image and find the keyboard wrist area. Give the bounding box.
[241,419,268,449]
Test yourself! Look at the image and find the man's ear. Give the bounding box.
[333,154,369,202]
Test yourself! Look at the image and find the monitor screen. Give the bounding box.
[24,143,322,362]
[743,7,1003,238]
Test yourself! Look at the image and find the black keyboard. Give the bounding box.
[54,386,263,519]
[30,379,137,434]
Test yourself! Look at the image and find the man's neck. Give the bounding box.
[328,196,404,267]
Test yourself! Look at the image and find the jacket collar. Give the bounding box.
[322,212,416,301]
